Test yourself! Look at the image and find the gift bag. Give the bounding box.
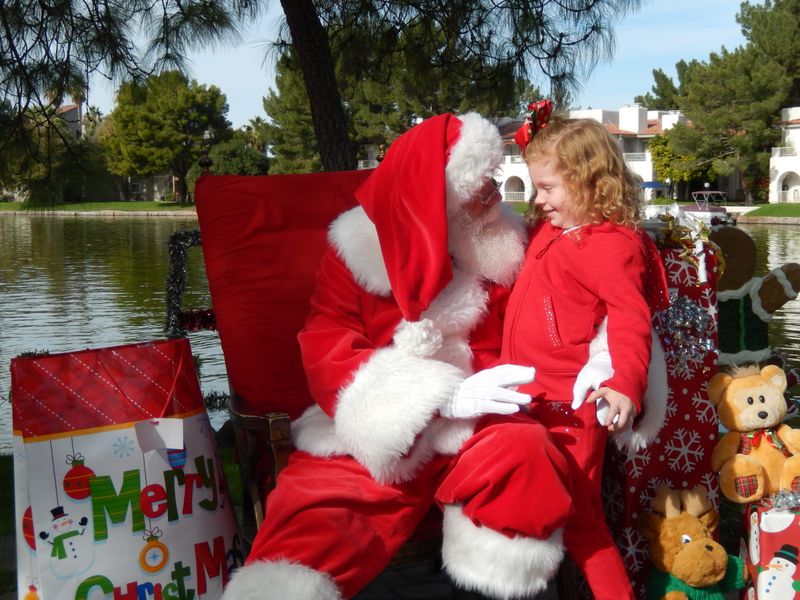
[743,502,800,599]
[11,338,243,600]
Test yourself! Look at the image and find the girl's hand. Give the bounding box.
[586,387,636,432]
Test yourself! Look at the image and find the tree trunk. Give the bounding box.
[176,173,189,204]
[280,0,355,171]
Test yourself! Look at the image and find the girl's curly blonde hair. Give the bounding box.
[524,117,642,226]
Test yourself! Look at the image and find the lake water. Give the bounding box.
[1,215,799,454]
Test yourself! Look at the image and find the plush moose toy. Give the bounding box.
[638,485,748,599]
[709,364,800,503]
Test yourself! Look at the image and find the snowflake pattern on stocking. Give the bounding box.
[701,286,718,321]
[618,525,650,575]
[691,390,717,424]
[699,471,721,505]
[663,253,696,287]
[664,387,678,422]
[624,449,651,480]
[663,428,705,473]
[667,347,707,381]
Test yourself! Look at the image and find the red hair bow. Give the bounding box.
[514,99,554,152]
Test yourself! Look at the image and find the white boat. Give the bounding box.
[643,200,737,228]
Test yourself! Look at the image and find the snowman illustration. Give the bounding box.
[749,507,761,564]
[758,543,800,598]
[38,506,95,578]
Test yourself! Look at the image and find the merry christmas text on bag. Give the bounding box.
[12,338,242,600]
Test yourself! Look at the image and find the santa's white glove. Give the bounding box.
[571,350,614,411]
[441,364,534,419]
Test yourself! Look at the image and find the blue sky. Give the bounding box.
[88,0,750,129]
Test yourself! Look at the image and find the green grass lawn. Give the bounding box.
[650,199,800,217]
[0,201,196,212]
[741,203,800,217]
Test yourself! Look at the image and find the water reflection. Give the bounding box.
[1,217,799,454]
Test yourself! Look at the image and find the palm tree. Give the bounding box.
[246,116,268,153]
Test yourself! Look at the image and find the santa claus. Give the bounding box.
[223,111,662,600]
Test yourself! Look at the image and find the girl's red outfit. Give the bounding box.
[502,219,668,599]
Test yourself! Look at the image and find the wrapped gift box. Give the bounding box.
[742,502,800,599]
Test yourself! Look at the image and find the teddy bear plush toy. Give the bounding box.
[639,484,748,599]
[709,364,800,503]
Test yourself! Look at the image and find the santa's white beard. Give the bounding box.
[447,205,525,286]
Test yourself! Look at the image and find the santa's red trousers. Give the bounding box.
[246,403,633,600]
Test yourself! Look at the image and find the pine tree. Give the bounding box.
[262,53,323,174]
[738,0,800,105]
[101,71,231,203]
[670,47,790,204]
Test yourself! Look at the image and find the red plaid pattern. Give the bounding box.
[735,475,760,499]
[738,430,791,457]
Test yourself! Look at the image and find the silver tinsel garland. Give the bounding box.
[653,292,715,371]
[767,490,800,511]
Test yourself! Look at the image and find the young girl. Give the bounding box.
[502,114,669,598]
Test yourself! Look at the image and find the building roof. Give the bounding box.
[495,117,524,139]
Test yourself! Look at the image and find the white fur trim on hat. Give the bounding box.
[441,504,564,600]
[222,560,341,600]
[333,346,465,483]
[445,112,503,214]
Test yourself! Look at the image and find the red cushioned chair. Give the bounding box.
[191,171,442,565]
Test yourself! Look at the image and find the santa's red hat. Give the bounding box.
[354,113,503,321]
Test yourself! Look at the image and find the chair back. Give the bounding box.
[194,171,370,418]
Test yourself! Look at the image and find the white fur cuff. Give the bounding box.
[335,346,465,483]
[441,504,564,600]
[223,560,342,600]
[393,318,444,357]
[614,330,668,455]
